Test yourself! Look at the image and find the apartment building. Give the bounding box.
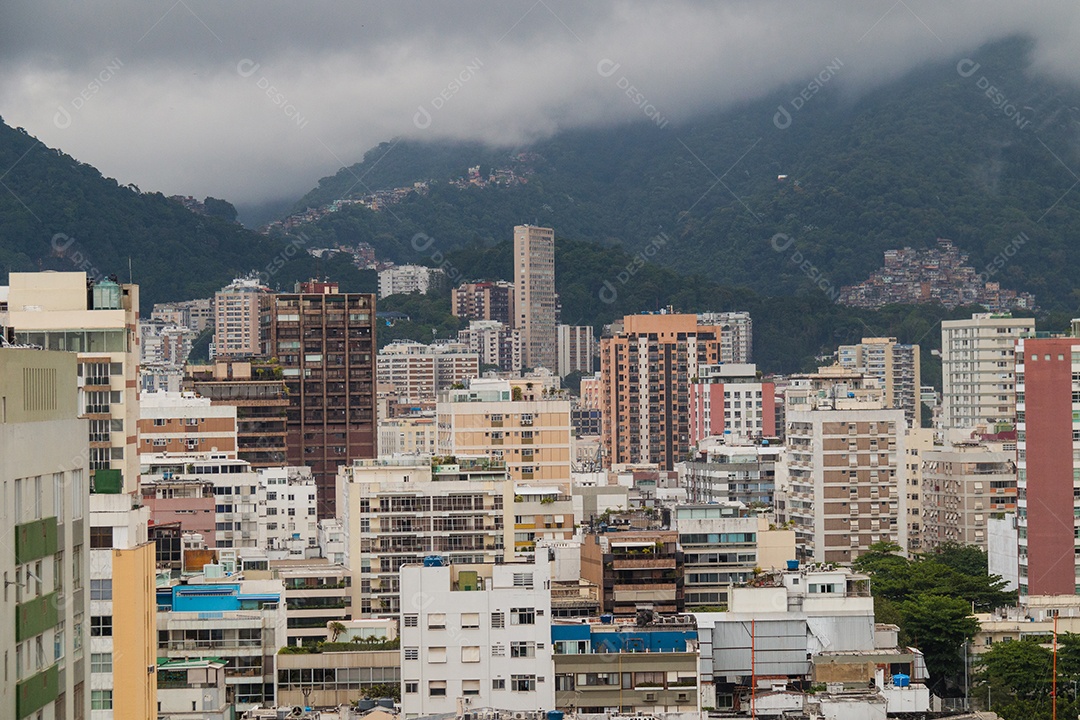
[921,439,1016,550]
[688,363,776,444]
[514,225,558,372]
[151,297,214,333]
[675,503,795,610]
[272,559,352,647]
[678,438,780,506]
[1015,336,1080,599]
[138,391,238,457]
[156,577,287,708]
[838,337,922,427]
[378,416,437,456]
[581,531,684,617]
[260,280,378,517]
[579,372,601,410]
[437,379,572,487]
[378,264,443,299]
[458,320,522,373]
[260,466,319,559]
[399,556,554,718]
[155,658,230,720]
[552,616,699,717]
[904,427,936,554]
[276,650,400,708]
[778,370,907,563]
[0,348,90,720]
[213,277,269,358]
[941,313,1034,431]
[3,272,140,493]
[512,486,575,557]
[600,313,723,469]
[139,318,195,368]
[337,456,515,616]
[452,280,516,327]
[378,341,480,403]
[698,311,753,364]
[184,359,289,469]
[557,324,595,378]
[87,492,158,719]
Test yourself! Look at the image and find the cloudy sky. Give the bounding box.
[2,1,1078,207]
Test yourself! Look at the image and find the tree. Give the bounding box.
[899,594,979,693]
[328,621,347,643]
[360,682,401,702]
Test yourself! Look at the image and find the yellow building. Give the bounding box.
[111,541,158,719]
[436,379,572,487]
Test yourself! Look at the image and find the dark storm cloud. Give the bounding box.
[1,1,1077,203]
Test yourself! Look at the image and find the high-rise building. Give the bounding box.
[452,280,516,327]
[600,313,723,469]
[457,320,522,372]
[557,324,594,377]
[1015,336,1080,599]
[941,313,1034,431]
[377,341,480,403]
[151,297,214,333]
[337,455,514,616]
[213,276,269,358]
[776,368,907,563]
[184,359,290,469]
[378,264,443,299]
[581,530,684,616]
[688,363,776,444]
[514,225,557,371]
[436,379,572,487]
[904,426,936,554]
[921,439,1016,551]
[3,272,140,493]
[838,337,922,427]
[261,280,378,517]
[678,437,780,507]
[378,416,437,456]
[0,348,91,720]
[698,311,753,364]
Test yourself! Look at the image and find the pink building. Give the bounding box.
[140,480,217,547]
[688,364,776,445]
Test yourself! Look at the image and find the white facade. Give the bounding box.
[399,556,554,718]
[557,324,595,378]
[258,466,319,559]
[378,416,437,457]
[459,320,523,372]
[318,518,347,566]
[698,311,753,364]
[941,313,1033,431]
[378,341,481,403]
[379,265,443,299]
[987,513,1019,591]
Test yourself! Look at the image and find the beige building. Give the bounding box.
[514,225,557,372]
[921,440,1016,550]
[138,391,238,457]
[838,337,922,427]
[212,276,268,358]
[3,272,140,493]
[337,455,515,616]
[557,324,594,378]
[778,369,907,563]
[436,379,572,487]
[512,485,575,557]
[377,341,480,404]
[0,348,91,720]
[904,427,936,553]
[377,416,437,457]
[941,313,1034,431]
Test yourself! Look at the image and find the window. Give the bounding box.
[90,579,112,601]
[429,681,447,697]
[511,675,536,692]
[91,690,113,710]
[89,527,113,549]
[511,607,535,625]
[462,646,481,663]
[491,612,505,628]
[513,573,533,588]
[463,679,481,696]
[461,612,480,629]
[403,614,418,627]
[404,681,419,694]
[90,616,112,637]
[492,679,506,690]
[404,647,419,661]
[91,653,112,674]
[427,613,446,629]
[511,642,535,658]
[428,647,446,663]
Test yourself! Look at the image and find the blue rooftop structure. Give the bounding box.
[156,584,281,613]
[551,622,697,654]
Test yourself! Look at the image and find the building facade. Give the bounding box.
[514,225,558,372]
[580,531,684,617]
[699,311,753,364]
[838,337,922,427]
[600,313,722,470]
[378,341,480,403]
[557,324,595,378]
[452,280,516,327]
[921,440,1016,550]
[378,265,443,299]
[941,313,1034,431]
[458,320,522,373]
[688,364,776,444]
[213,276,269,358]
[261,280,378,517]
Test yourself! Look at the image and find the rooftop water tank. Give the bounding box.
[893,674,910,688]
[786,560,799,571]
[422,555,444,567]
[600,614,614,624]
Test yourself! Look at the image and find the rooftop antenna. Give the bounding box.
[128,257,133,285]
